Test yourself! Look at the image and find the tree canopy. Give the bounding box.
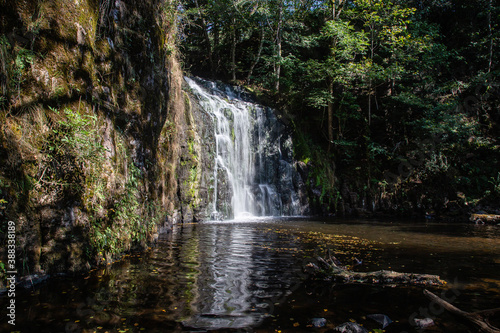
[181,0,500,216]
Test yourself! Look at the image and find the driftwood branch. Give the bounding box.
[424,289,500,333]
[470,213,500,224]
[306,256,446,286]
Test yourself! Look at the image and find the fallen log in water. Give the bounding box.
[305,256,446,286]
[470,213,500,224]
[424,289,500,333]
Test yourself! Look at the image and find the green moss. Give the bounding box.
[188,138,195,157]
[1,0,180,273]
[77,2,98,51]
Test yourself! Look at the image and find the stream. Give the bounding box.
[2,217,499,332]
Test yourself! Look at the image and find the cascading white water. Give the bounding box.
[185,77,303,219]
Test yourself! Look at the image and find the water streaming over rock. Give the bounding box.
[185,77,307,220]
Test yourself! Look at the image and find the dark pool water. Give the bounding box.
[2,218,500,332]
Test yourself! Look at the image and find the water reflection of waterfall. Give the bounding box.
[182,221,299,330]
[183,224,257,329]
[185,77,304,219]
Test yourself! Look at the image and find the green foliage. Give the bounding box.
[11,47,36,89]
[89,160,155,258]
[0,261,6,286]
[41,108,146,258]
[294,129,337,210]
[182,0,500,214]
[323,19,368,61]
[490,173,500,195]
[50,108,105,164]
[112,163,142,242]
[14,48,35,72]
[0,177,9,211]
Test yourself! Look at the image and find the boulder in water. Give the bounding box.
[367,313,392,328]
[310,317,327,328]
[414,317,435,329]
[333,322,369,333]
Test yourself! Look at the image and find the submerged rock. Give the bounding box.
[17,274,50,289]
[310,317,327,328]
[414,317,435,329]
[333,322,369,333]
[367,314,392,328]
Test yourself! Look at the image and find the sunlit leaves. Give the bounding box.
[323,19,368,60]
[256,227,381,269]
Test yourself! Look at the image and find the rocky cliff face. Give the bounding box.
[0,0,188,275]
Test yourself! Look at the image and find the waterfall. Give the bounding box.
[185,77,304,220]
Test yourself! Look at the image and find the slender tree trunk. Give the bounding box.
[327,0,344,151]
[231,18,237,82]
[327,80,334,152]
[368,86,372,126]
[247,25,264,85]
[275,0,283,92]
[368,22,375,127]
[424,290,500,333]
[332,0,344,20]
[275,37,281,92]
[214,22,220,74]
[194,0,214,76]
[488,0,493,73]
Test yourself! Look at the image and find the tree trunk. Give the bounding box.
[327,0,345,150]
[368,22,375,127]
[213,22,220,74]
[327,80,334,152]
[487,0,493,73]
[306,256,446,286]
[246,25,264,85]
[230,17,237,82]
[274,0,283,92]
[194,0,214,76]
[332,0,345,20]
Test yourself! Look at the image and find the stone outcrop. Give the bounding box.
[0,0,185,275]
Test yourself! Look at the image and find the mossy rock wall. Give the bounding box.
[0,0,192,275]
